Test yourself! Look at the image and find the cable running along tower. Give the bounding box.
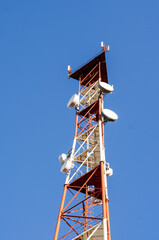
[54,42,118,240]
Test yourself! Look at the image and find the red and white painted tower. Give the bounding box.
[54,42,118,240]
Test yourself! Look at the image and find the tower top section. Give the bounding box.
[69,51,108,85]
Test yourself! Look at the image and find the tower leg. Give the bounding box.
[53,184,67,240]
[106,200,111,240]
[100,161,108,240]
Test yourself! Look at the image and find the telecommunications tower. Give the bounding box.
[54,42,118,240]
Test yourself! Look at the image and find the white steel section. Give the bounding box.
[65,124,98,184]
[89,89,99,101]
[103,218,108,240]
[80,89,99,107]
[68,144,99,183]
[72,222,103,240]
[99,77,103,162]
[70,137,77,161]
[65,170,71,184]
[101,95,108,198]
[76,140,86,151]
[99,120,104,162]
[73,124,98,157]
[76,123,99,142]
[80,81,98,96]
[87,222,102,240]
[79,81,97,103]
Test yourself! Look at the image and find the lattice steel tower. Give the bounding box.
[54,42,118,240]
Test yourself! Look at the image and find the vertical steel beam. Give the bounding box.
[99,61,108,240]
[53,184,67,240]
[100,161,108,240]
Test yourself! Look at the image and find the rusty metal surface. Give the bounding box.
[69,51,108,84]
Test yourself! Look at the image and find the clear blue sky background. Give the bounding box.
[0,0,159,239]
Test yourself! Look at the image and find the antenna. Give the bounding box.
[101,41,110,52]
[67,94,79,109]
[102,109,118,122]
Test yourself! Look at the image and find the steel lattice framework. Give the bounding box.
[54,47,116,240]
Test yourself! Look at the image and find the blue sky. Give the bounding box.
[0,0,159,239]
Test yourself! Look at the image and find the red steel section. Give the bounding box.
[68,165,102,199]
[78,100,99,120]
[69,51,108,85]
